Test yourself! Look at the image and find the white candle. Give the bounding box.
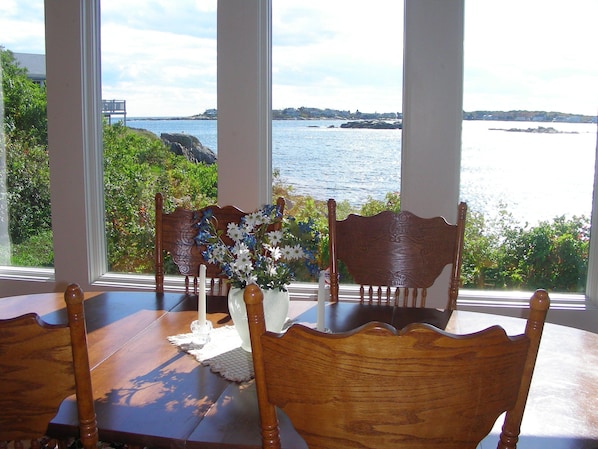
[198,264,207,325]
[317,270,326,331]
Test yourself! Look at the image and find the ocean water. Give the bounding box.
[127,118,597,225]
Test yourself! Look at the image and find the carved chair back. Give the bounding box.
[244,284,549,449]
[155,193,285,296]
[328,200,467,309]
[0,284,98,449]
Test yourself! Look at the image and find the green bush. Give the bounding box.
[1,49,47,145]
[3,48,51,248]
[2,48,590,291]
[10,230,53,267]
[6,137,51,245]
[103,123,217,272]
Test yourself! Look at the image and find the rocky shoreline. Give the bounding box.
[339,120,402,130]
[160,132,217,164]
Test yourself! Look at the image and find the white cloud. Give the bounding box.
[272,0,404,112]
[99,1,217,116]
[463,0,598,115]
[0,0,44,53]
[2,0,596,116]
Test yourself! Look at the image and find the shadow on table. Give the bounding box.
[479,433,598,449]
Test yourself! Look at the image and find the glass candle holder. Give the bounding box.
[190,319,213,346]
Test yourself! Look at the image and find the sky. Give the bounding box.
[1,0,597,117]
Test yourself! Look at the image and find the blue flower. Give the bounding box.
[194,203,319,290]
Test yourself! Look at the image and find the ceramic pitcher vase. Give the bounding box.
[227,286,290,352]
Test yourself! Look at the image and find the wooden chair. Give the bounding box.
[0,284,98,449]
[155,192,285,296]
[244,284,549,449]
[328,199,467,310]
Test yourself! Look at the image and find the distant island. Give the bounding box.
[340,120,402,129]
[489,126,579,134]
[136,107,597,125]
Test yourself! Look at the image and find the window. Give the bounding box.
[461,0,598,294]
[100,0,217,274]
[2,1,598,316]
[0,0,51,269]
[272,1,403,208]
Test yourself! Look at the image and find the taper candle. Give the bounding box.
[198,264,207,325]
[317,270,326,331]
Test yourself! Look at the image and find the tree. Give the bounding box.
[2,48,51,250]
[1,48,47,145]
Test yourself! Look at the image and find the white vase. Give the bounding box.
[227,286,290,352]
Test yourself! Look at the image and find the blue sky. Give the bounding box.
[1,0,597,117]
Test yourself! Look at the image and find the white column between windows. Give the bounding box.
[401,0,464,222]
[401,0,464,308]
[217,0,272,211]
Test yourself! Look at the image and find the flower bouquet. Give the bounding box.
[194,202,320,291]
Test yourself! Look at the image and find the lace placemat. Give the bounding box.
[168,326,254,383]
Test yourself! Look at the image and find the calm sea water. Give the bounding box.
[127,118,597,225]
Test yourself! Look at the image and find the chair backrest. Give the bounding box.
[0,284,98,449]
[155,193,285,295]
[328,199,467,310]
[245,284,549,449]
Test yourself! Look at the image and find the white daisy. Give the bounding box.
[267,230,283,246]
[227,223,244,242]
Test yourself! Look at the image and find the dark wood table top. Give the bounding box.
[1,291,597,449]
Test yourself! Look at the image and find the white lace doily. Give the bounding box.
[168,326,254,382]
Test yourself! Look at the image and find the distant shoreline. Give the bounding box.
[128,108,597,125]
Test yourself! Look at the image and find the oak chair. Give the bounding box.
[244,284,549,449]
[0,284,98,449]
[328,199,467,310]
[155,192,285,296]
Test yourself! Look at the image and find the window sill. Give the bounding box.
[0,266,55,283]
[3,270,596,333]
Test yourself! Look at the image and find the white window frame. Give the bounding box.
[1,0,597,323]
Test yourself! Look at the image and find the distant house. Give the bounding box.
[13,51,126,123]
[13,52,46,86]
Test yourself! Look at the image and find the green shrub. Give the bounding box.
[103,123,217,272]
[6,137,51,245]
[2,44,590,290]
[11,230,53,267]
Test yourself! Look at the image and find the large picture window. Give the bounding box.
[100,0,217,274]
[461,0,597,294]
[1,1,597,322]
[0,0,51,269]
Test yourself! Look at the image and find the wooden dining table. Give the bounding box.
[1,290,597,449]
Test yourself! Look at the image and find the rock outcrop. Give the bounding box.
[340,120,402,129]
[161,133,217,164]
